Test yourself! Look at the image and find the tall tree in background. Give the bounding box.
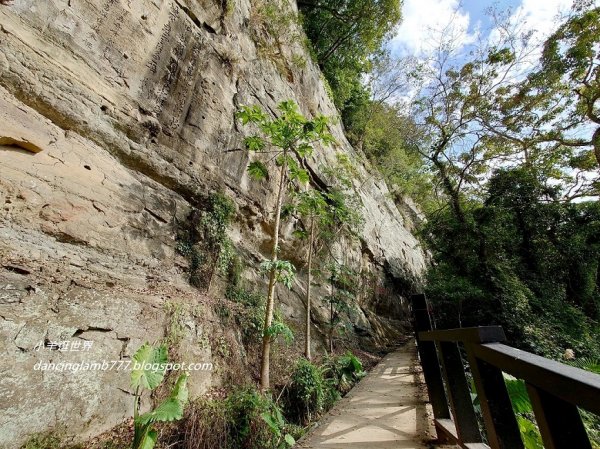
[514,3,600,166]
[237,101,334,391]
[405,4,600,358]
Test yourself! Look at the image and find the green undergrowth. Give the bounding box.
[178,352,365,449]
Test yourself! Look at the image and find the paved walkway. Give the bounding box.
[298,342,453,449]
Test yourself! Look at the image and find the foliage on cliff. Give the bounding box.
[298,0,402,133]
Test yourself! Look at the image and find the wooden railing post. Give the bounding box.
[465,349,524,449]
[437,341,483,443]
[526,384,592,449]
[410,294,451,432]
[414,322,600,449]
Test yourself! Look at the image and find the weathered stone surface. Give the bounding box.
[0,0,427,446]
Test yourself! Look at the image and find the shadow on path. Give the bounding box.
[297,342,457,449]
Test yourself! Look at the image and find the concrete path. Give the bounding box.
[297,342,454,449]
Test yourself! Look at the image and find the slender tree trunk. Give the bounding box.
[593,126,600,167]
[259,160,287,392]
[329,282,335,353]
[304,216,315,360]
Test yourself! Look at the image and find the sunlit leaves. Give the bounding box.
[260,259,296,289]
[236,105,268,125]
[487,47,516,65]
[237,101,335,184]
[265,321,294,344]
[244,136,265,152]
[247,161,269,181]
[131,343,167,390]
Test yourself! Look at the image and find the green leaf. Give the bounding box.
[131,343,168,390]
[504,375,532,414]
[133,424,158,449]
[138,429,158,449]
[247,161,269,180]
[284,434,296,446]
[260,412,281,435]
[236,105,267,125]
[295,168,310,184]
[244,136,266,152]
[265,321,294,344]
[260,259,296,288]
[517,416,544,449]
[297,143,314,157]
[136,373,189,425]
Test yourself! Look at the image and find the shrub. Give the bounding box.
[228,389,297,447]
[176,192,235,290]
[323,352,366,394]
[286,359,331,424]
[182,398,230,449]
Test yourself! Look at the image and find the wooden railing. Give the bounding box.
[411,293,600,449]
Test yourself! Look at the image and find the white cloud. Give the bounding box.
[390,0,476,56]
[510,0,572,39]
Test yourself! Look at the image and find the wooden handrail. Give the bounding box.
[410,293,600,449]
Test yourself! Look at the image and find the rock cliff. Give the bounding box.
[0,0,426,446]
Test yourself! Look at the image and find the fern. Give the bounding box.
[568,357,600,375]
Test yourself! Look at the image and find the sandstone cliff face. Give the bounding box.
[0,0,426,446]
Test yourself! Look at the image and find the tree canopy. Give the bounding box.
[299,0,402,131]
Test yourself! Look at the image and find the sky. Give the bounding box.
[390,0,576,57]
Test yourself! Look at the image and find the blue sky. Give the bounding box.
[390,0,575,57]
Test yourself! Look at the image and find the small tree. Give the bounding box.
[236,100,334,391]
[293,189,328,360]
[291,184,363,359]
[324,262,358,352]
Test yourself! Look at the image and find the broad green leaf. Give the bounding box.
[138,429,158,449]
[133,424,158,449]
[136,373,189,425]
[131,343,168,390]
[503,375,532,414]
[284,434,296,446]
[260,412,281,435]
[517,416,544,449]
[247,161,269,180]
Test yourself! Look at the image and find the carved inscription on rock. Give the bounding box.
[140,3,205,136]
